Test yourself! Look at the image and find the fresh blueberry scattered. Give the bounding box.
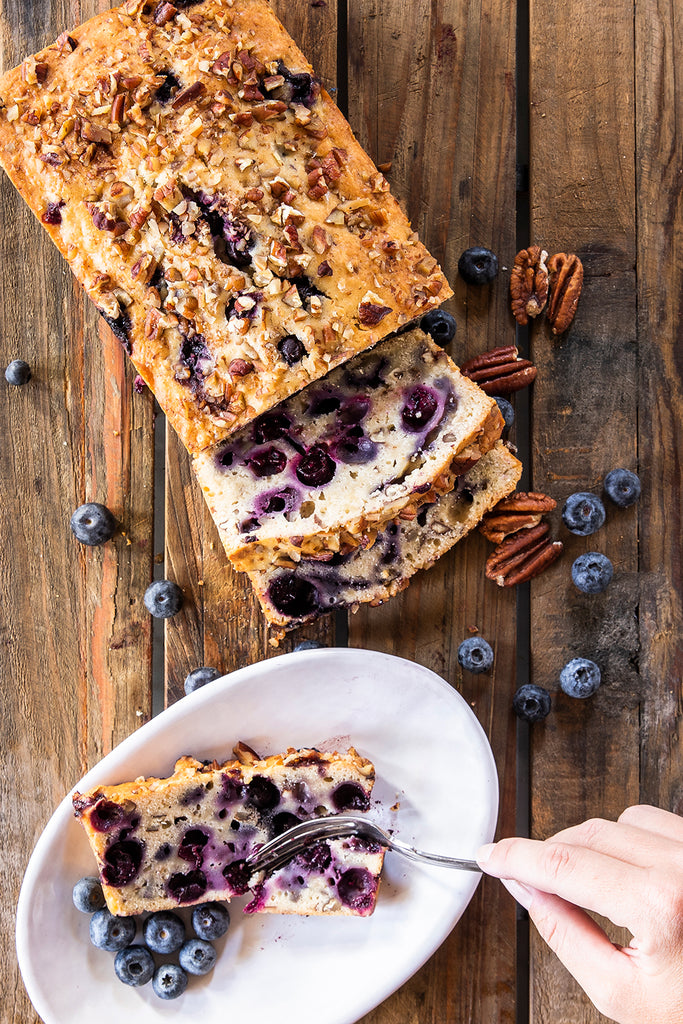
[144,579,184,618]
[457,246,499,285]
[72,876,105,914]
[560,657,601,698]
[143,910,186,954]
[293,640,324,652]
[420,309,457,346]
[179,938,217,976]
[184,666,221,695]
[561,492,606,536]
[493,396,515,432]
[571,552,614,594]
[70,502,117,546]
[512,684,551,722]
[89,907,136,951]
[191,902,230,942]
[604,468,641,508]
[153,962,188,1000]
[457,636,494,674]
[5,359,31,385]
[114,944,155,987]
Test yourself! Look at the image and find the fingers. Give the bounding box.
[476,836,644,930]
[549,815,683,869]
[617,804,683,842]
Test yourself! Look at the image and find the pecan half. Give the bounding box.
[485,522,563,587]
[460,345,537,395]
[479,491,557,544]
[358,301,392,327]
[510,246,549,325]
[171,82,206,109]
[547,252,583,334]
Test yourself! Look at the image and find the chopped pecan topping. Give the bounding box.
[128,205,150,230]
[80,122,112,145]
[485,523,563,587]
[131,253,158,284]
[358,301,392,327]
[229,358,254,377]
[460,345,537,395]
[56,32,78,53]
[547,252,583,334]
[479,491,557,544]
[110,94,127,125]
[317,260,333,277]
[153,1,177,24]
[211,51,232,74]
[171,82,206,109]
[510,246,549,325]
[311,225,330,253]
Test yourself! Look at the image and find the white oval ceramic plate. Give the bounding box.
[17,648,498,1024]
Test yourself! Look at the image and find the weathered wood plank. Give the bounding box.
[163,0,339,705]
[0,4,155,1023]
[528,0,639,1019]
[347,2,518,1021]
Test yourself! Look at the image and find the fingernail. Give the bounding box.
[476,843,496,865]
[501,878,534,910]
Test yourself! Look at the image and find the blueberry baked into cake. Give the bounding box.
[0,0,450,452]
[73,743,384,917]
[192,328,504,571]
[248,441,522,630]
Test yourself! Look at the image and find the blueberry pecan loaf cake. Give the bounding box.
[192,328,504,571]
[248,441,522,630]
[0,0,450,452]
[73,743,384,917]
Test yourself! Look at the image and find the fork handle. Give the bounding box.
[389,836,481,872]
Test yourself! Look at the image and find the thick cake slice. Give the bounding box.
[248,442,522,630]
[73,744,384,918]
[192,328,503,571]
[0,0,450,453]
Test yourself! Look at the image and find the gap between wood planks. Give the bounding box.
[149,5,534,1016]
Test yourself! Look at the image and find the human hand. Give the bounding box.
[476,805,683,1024]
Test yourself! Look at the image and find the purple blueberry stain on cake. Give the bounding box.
[338,395,371,423]
[269,811,302,837]
[179,786,206,808]
[88,799,138,834]
[344,353,388,390]
[178,828,210,868]
[254,485,300,517]
[252,409,292,444]
[295,840,332,872]
[330,426,378,465]
[178,329,213,382]
[102,838,144,887]
[221,859,252,896]
[217,771,247,807]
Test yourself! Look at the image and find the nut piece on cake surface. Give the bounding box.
[479,491,556,543]
[547,252,583,334]
[460,345,537,395]
[510,246,549,325]
[485,521,563,587]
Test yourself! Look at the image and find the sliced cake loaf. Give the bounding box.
[73,744,383,918]
[248,441,522,630]
[0,0,450,452]
[192,328,504,571]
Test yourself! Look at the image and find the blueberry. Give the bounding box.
[114,945,155,987]
[191,902,230,941]
[72,876,105,913]
[332,782,370,812]
[248,445,287,478]
[420,309,456,346]
[571,552,614,594]
[457,637,494,674]
[89,908,136,951]
[337,867,377,911]
[184,666,221,695]
[246,775,280,810]
[512,684,551,722]
[560,657,601,698]
[252,410,291,444]
[278,334,306,365]
[143,910,185,954]
[293,640,324,652]
[153,962,188,1000]
[102,839,143,887]
[144,579,183,618]
[268,574,320,618]
[457,246,499,285]
[70,502,117,546]
[178,938,217,976]
[561,492,606,536]
[493,396,515,432]
[5,359,31,385]
[604,468,641,508]
[401,385,438,432]
[296,444,336,487]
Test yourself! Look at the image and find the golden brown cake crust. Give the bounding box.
[0,0,451,452]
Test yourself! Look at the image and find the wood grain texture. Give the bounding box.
[163,0,339,705]
[0,4,155,1023]
[346,2,518,1021]
[528,0,642,1020]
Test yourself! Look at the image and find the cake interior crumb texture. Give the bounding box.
[73,744,385,917]
[0,0,451,452]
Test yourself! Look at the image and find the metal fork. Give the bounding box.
[245,814,481,875]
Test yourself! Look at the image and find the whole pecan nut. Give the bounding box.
[460,345,537,395]
[485,522,563,587]
[510,246,549,325]
[479,491,557,544]
[547,252,583,334]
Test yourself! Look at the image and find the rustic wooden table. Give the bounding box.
[1,1,681,1022]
